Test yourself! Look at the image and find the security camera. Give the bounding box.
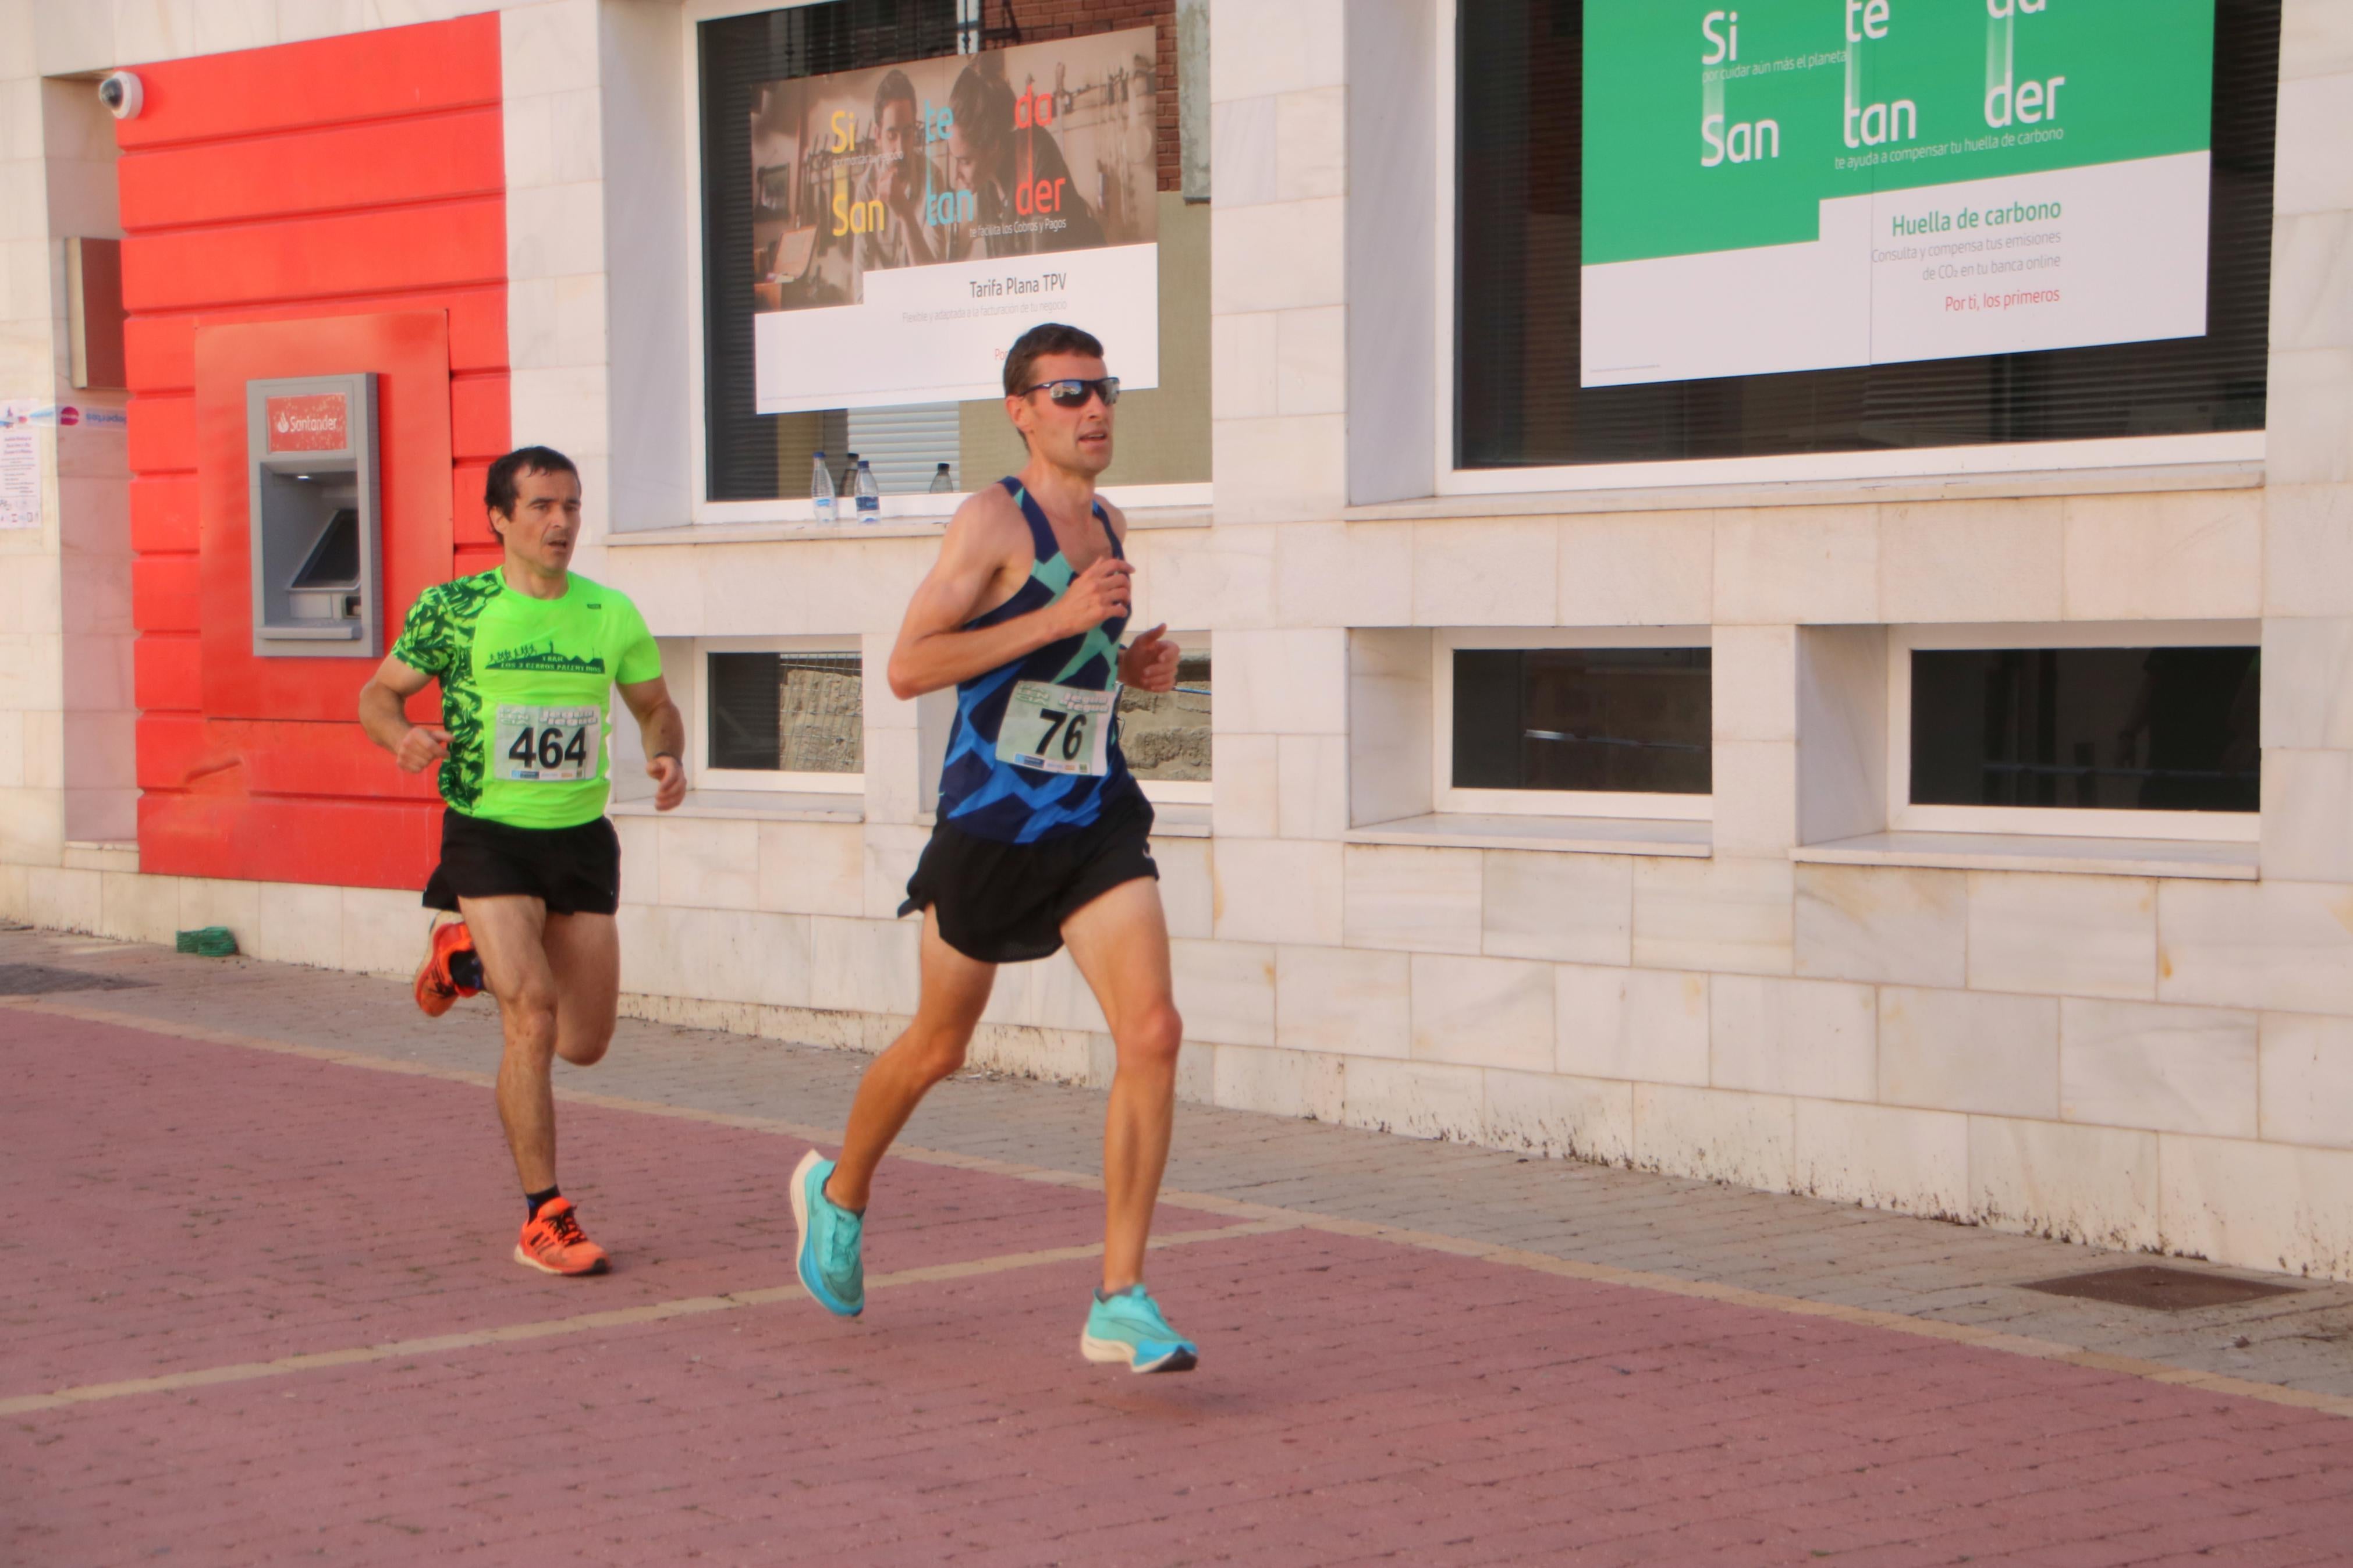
[97,72,143,121]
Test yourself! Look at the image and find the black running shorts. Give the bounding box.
[899,790,1159,964]
[423,809,622,917]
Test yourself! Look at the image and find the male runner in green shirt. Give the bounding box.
[359,446,685,1277]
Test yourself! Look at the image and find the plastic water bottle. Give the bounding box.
[928,462,954,493]
[854,458,881,521]
[810,452,836,524]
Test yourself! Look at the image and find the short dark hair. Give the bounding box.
[873,68,917,124]
[484,446,579,538]
[1003,322,1105,397]
[950,59,1012,157]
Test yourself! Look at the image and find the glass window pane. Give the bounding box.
[707,651,863,773]
[700,3,957,501]
[1118,651,1211,781]
[1910,646,2259,812]
[702,5,1206,499]
[1456,0,2279,470]
[1452,648,1712,794]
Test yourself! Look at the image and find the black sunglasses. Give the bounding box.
[1020,376,1120,408]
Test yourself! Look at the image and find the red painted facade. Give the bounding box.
[120,17,507,890]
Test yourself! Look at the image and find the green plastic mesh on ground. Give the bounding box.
[173,927,239,958]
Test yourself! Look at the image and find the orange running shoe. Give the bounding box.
[514,1197,609,1276]
[413,919,482,1018]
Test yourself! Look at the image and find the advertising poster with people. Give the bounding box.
[750,31,1162,414]
[1581,0,2214,387]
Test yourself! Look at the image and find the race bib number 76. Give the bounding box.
[995,681,1116,777]
[495,704,600,783]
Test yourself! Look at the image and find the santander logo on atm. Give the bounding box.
[265,393,349,454]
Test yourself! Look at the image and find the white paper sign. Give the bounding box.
[0,402,43,530]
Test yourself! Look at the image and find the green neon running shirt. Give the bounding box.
[389,570,662,830]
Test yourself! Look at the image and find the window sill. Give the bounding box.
[1793,830,2258,881]
[1341,459,2263,523]
[612,790,864,824]
[609,506,1213,549]
[1147,802,1212,838]
[1346,812,1710,857]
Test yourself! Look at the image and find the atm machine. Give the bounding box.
[245,372,382,658]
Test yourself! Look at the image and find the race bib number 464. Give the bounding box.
[495,704,600,783]
[995,681,1116,777]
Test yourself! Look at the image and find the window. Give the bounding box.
[1890,623,2259,841]
[1435,630,1712,819]
[694,641,865,792]
[1453,0,2280,476]
[1117,637,1209,803]
[694,2,1210,518]
[697,3,960,506]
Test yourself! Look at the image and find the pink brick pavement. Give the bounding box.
[7,1011,2353,1567]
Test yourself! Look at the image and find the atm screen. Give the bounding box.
[289,507,361,590]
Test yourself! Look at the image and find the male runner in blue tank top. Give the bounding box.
[788,323,1197,1373]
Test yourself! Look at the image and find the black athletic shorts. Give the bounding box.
[422,810,622,917]
[899,790,1158,964]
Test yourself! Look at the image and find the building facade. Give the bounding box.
[3,0,2350,1278]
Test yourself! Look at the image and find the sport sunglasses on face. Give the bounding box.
[1021,376,1121,408]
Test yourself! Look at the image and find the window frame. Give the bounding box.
[679,0,1213,526]
[1428,0,2267,500]
[1432,626,1714,821]
[686,632,868,795]
[1886,620,2261,843]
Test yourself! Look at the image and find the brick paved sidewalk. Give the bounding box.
[6,927,2353,1566]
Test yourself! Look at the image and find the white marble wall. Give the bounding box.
[0,3,66,873]
[10,0,2353,1286]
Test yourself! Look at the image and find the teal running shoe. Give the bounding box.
[1080,1284,1198,1373]
[790,1149,864,1317]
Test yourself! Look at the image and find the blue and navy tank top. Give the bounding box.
[935,478,1144,843]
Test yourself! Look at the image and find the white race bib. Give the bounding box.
[494,703,601,783]
[995,680,1117,776]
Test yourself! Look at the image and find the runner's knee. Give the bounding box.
[1115,1001,1183,1071]
[501,991,561,1053]
[555,1026,611,1068]
[903,1023,970,1083]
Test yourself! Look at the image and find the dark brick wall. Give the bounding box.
[988,0,1179,191]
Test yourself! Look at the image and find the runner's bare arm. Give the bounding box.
[1086,500,1181,694]
[886,489,1133,701]
[357,654,450,774]
[618,675,687,812]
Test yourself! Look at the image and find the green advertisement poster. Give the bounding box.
[1580,1,2216,387]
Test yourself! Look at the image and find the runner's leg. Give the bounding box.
[541,911,620,1068]
[824,909,996,1212]
[459,893,564,1192]
[1060,877,1181,1293]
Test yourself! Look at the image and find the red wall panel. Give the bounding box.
[126,285,507,392]
[118,108,505,229]
[129,476,198,553]
[453,463,496,547]
[140,716,441,800]
[126,394,195,474]
[449,372,510,460]
[130,554,201,633]
[124,16,505,891]
[113,15,501,150]
[139,793,442,890]
[122,200,506,313]
[134,634,203,713]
